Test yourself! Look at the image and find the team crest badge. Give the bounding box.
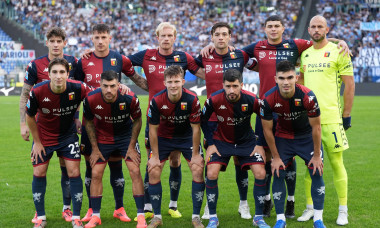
[174,55,180,62]
[111,58,117,66]
[230,52,237,59]
[324,52,330,57]
[69,63,72,71]
[295,98,301,106]
[241,104,248,112]
[69,92,75,100]
[181,102,187,110]
[283,43,289,48]
[119,102,126,110]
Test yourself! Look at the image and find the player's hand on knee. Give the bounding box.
[250,145,266,163]
[148,156,160,173]
[271,157,285,178]
[308,155,324,176]
[126,147,141,166]
[20,122,30,141]
[119,84,131,95]
[205,145,220,162]
[32,142,45,163]
[80,48,94,59]
[90,148,105,167]
[190,153,204,169]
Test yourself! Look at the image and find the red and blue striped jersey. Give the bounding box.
[83,89,141,144]
[148,88,201,139]
[260,84,320,139]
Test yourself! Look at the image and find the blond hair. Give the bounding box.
[155,22,177,37]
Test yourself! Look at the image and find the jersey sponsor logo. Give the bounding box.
[148,65,156,73]
[181,102,187,110]
[43,97,51,102]
[95,114,102,120]
[308,96,315,103]
[68,92,75,100]
[219,105,227,110]
[95,105,104,109]
[230,52,237,59]
[283,43,290,48]
[294,98,301,106]
[43,67,48,72]
[259,51,266,60]
[161,105,169,110]
[324,52,330,57]
[217,115,224,122]
[111,58,117,66]
[87,62,95,66]
[208,55,214,59]
[307,63,331,68]
[205,65,212,73]
[174,55,180,62]
[241,104,248,112]
[150,56,156,61]
[42,108,50,114]
[86,74,92,82]
[119,102,126,110]
[274,103,282,107]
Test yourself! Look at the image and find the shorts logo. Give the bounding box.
[174,55,180,62]
[324,52,330,57]
[181,102,187,110]
[69,92,75,100]
[111,58,117,66]
[149,65,156,73]
[230,52,237,59]
[294,98,301,106]
[119,102,126,110]
[205,65,212,73]
[241,104,248,112]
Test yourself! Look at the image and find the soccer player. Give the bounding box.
[299,15,355,226]
[26,58,92,228]
[195,22,257,219]
[260,60,326,228]
[82,70,146,228]
[128,22,205,219]
[202,69,269,228]
[19,27,78,223]
[75,24,144,222]
[146,65,205,228]
[201,15,350,219]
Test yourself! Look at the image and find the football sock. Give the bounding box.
[309,168,325,211]
[85,160,92,208]
[254,178,267,216]
[134,194,145,213]
[169,165,182,203]
[69,175,83,216]
[108,160,124,210]
[60,166,71,207]
[327,150,347,206]
[277,214,286,221]
[314,209,323,222]
[32,175,46,216]
[272,169,286,214]
[192,180,205,215]
[285,159,297,197]
[90,196,102,214]
[235,165,248,201]
[144,165,151,207]
[148,181,162,215]
[206,178,218,215]
[63,205,71,212]
[264,161,272,195]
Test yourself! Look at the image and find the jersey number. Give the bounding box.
[68,142,80,154]
[332,132,338,143]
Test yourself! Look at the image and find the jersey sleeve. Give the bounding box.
[74,59,85,81]
[80,82,94,99]
[294,39,313,54]
[189,97,201,124]
[185,52,200,74]
[260,98,274,120]
[303,90,321,118]
[337,53,354,76]
[24,61,38,85]
[26,89,38,116]
[148,99,160,125]
[242,42,258,58]
[68,57,79,79]
[252,94,260,115]
[122,55,136,77]
[194,54,204,68]
[127,50,147,67]
[130,94,142,120]
[83,97,94,120]
[201,97,215,145]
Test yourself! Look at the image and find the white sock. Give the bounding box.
[265,194,271,201]
[313,209,323,221]
[137,213,145,217]
[154,214,162,219]
[287,195,295,202]
[144,203,152,211]
[37,215,46,220]
[339,205,348,212]
[255,214,263,218]
[169,200,177,208]
[63,205,71,212]
[277,214,286,221]
[72,216,80,220]
[192,214,200,219]
[93,213,100,218]
[307,204,314,210]
[209,214,217,218]
[239,200,248,207]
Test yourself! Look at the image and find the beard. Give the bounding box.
[311,33,326,42]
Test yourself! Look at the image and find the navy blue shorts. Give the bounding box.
[97,140,140,164]
[255,115,277,148]
[80,126,92,156]
[208,139,264,171]
[275,136,324,167]
[31,134,81,166]
[149,136,202,163]
[201,121,217,149]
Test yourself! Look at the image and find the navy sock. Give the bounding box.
[285,159,297,197]
[235,165,248,201]
[60,166,71,206]
[69,176,83,216]
[264,162,272,196]
[206,178,218,215]
[85,160,92,208]
[134,195,145,213]
[192,180,205,215]
[148,181,162,215]
[254,178,267,215]
[169,165,182,202]
[144,165,151,207]
[109,160,124,210]
[90,196,102,214]
[272,169,286,214]
[309,168,325,210]
[32,175,46,216]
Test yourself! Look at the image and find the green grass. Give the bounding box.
[0,95,379,227]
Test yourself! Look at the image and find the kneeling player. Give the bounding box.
[260,60,325,228]
[27,58,93,228]
[202,69,270,228]
[83,70,146,228]
[147,65,205,228]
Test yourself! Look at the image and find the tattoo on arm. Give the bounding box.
[19,84,32,123]
[85,120,98,147]
[130,73,148,91]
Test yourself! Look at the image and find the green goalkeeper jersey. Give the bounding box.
[300,42,353,124]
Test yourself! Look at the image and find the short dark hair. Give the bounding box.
[276,60,295,73]
[223,69,242,83]
[46,27,66,40]
[264,15,284,27]
[164,65,184,80]
[92,24,110,34]
[48,58,69,73]
[211,22,232,35]
[101,70,119,81]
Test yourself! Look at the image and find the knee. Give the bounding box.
[207,169,218,180]
[191,165,204,181]
[91,169,103,182]
[148,167,161,182]
[255,167,266,180]
[67,165,80,177]
[129,166,142,180]
[169,157,181,167]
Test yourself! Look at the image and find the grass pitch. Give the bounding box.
[0,95,379,227]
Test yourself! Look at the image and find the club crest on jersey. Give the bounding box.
[111,58,117,66]
[181,102,187,110]
[241,104,248,112]
[295,98,301,106]
[69,92,75,100]
[324,52,330,57]
[119,102,126,110]
[69,63,72,71]
[283,43,290,48]
[230,52,237,59]
[174,55,180,62]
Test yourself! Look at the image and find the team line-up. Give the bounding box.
[20,14,355,228]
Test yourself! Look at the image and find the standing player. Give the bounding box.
[146,65,205,228]
[299,15,355,226]
[19,27,78,223]
[195,22,257,220]
[202,69,269,228]
[128,22,205,219]
[82,70,147,228]
[260,60,326,228]
[26,58,92,228]
[75,24,146,223]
